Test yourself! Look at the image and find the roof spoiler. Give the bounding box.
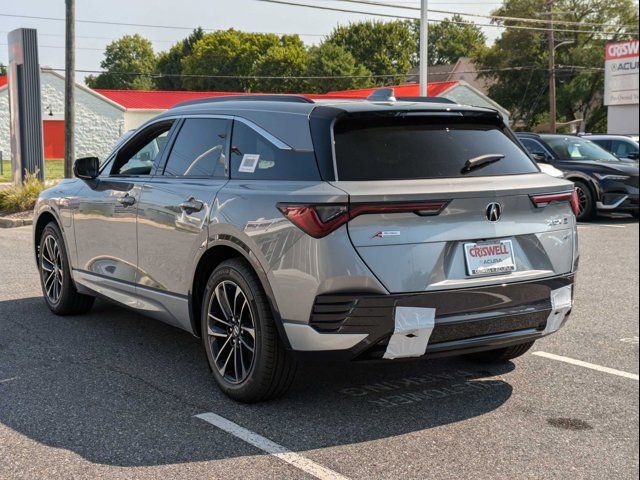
[366,88,456,104]
[396,96,456,104]
[171,94,314,109]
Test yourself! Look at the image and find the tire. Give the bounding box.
[573,181,596,221]
[38,222,95,315]
[633,211,639,220]
[201,258,297,403]
[464,341,535,363]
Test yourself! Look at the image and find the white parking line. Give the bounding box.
[533,351,639,381]
[196,412,350,480]
[577,224,629,229]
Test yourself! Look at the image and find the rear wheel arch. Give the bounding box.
[190,240,288,347]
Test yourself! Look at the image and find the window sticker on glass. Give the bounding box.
[239,154,260,173]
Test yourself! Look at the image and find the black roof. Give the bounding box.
[154,94,502,151]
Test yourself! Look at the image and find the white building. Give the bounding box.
[0,69,125,161]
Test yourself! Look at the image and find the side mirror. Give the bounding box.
[532,152,549,163]
[628,152,639,160]
[73,156,99,180]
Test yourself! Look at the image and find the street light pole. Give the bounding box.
[419,0,428,96]
[64,0,75,178]
[546,0,556,133]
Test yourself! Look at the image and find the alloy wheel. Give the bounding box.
[40,234,63,304]
[207,280,256,384]
[575,185,589,217]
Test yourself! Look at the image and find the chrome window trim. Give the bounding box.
[330,117,339,181]
[148,114,293,151]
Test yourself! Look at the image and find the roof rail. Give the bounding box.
[396,96,456,104]
[171,94,315,109]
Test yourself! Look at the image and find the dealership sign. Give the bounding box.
[604,40,639,106]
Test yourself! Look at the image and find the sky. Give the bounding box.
[0,0,504,84]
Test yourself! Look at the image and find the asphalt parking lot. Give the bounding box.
[0,218,638,480]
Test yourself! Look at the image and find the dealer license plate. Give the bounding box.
[464,239,517,276]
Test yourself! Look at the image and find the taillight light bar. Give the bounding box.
[530,190,580,216]
[277,200,449,238]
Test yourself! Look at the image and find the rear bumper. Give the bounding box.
[285,274,575,361]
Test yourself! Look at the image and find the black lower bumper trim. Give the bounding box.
[299,274,574,362]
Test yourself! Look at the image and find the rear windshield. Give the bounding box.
[333,116,538,181]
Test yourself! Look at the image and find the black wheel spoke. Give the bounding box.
[207,279,256,384]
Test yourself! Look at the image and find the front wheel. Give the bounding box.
[464,341,535,363]
[573,181,596,221]
[201,258,297,403]
[38,222,95,315]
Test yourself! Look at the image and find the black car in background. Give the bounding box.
[580,134,639,161]
[517,133,639,221]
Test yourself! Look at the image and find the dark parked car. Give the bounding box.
[517,133,639,221]
[580,134,639,161]
[33,95,579,402]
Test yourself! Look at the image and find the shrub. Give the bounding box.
[0,173,46,213]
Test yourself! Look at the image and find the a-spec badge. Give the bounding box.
[371,231,401,239]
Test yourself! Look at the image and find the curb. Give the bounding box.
[0,217,33,228]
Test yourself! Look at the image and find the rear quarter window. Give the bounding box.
[230,121,320,181]
[333,116,539,181]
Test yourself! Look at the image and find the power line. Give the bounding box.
[335,0,638,29]
[0,42,105,51]
[253,0,639,35]
[0,13,325,37]
[39,65,604,80]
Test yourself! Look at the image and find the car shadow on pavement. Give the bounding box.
[0,296,514,467]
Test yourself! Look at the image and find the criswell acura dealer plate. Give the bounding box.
[464,239,517,276]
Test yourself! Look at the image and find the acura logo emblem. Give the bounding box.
[486,203,502,222]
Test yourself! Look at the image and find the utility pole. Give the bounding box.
[419,0,428,96]
[546,0,556,133]
[64,0,75,178]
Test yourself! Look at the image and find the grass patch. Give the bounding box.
[0,173,46,214]
[1,159,65,183]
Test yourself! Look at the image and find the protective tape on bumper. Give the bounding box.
[544,285,573,334]
[383,307,436,359]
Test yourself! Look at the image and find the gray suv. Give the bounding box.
[33,95,579,402]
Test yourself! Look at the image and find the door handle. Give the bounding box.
[179,198,204,213]
[117,194,136,207]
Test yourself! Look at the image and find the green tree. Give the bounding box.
[181,29,285,91]
[154,28,204,90]
[85,34,157,90]
[474,0,639,131]
[306,42,372,93]
[254,40,310,93]
[416,15,487,65]
[326,20,416,85]
[0,63,6,76]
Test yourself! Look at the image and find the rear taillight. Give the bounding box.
[277,201,449,238]
[530,190,579,216]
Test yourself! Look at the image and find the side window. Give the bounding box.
[110,122,173,176]
[611,140,635,157]
[230,121,319,181]
[162,118,230,177]
[593,139,611,152]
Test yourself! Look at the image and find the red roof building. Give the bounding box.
[92,82,462,110]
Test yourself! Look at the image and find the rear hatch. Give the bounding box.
[330,111,578,293]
